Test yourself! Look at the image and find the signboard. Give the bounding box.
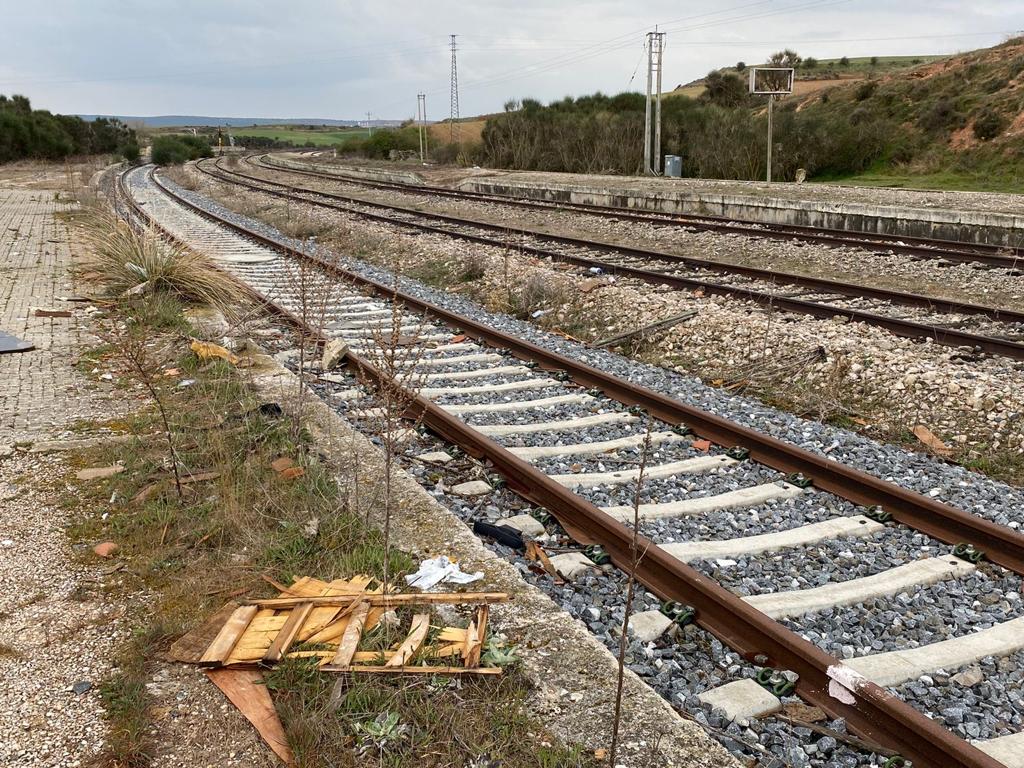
[749,67,795,96]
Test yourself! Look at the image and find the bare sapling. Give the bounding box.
[108,319,185,500]
[610,418,656,765]
[362,267,431,595]
[281,238,333,440]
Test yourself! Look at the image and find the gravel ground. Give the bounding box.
[181,166,1024,482]
[243,156,1024,311]
[0,452,125,768]
[157,172,1024,768]
[895,649,1024,742]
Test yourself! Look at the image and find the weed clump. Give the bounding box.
[75,209,244,312]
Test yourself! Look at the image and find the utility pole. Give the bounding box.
[643,30,666,175]
[366,111,373,137]
[449,34,460,144]
[417,93,428,162]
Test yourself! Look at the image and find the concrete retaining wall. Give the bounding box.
[458,179,1024,248]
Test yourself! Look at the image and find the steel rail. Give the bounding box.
[156,166,1024,576]
[217,158,1023,322]
[123,166,1005,768]
[198,157,1024,361]
[255,152,1024,269]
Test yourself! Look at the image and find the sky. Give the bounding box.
[1,0,1023,120]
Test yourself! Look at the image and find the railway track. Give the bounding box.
[118,164,1024,768]
[193,156,1024,362]
[255,151,1024,271]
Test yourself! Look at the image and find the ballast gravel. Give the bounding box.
[163,175,1024,768]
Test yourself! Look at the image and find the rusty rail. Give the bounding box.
[254,152,1024,269]
[119,166,1009,767]
[197,157,1024,362]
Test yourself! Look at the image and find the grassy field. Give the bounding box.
[809,54,946,74]
[819,170,1024,194]
[227,126,370,146]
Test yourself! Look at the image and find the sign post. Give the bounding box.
[749,67,794,183]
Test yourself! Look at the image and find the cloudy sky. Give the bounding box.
[2,0,1023,120]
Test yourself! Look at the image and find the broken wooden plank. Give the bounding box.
[463,618,482,668]
[386,613,431,667]
[329,601,370,668]
[200,605,259,666]
[243,592,509,609]
[263,601,314,663]
[206,668,295,766]
[593,310,698,349]
[170,601,241,663]
[322,664,502,675]
[476,605,489,651]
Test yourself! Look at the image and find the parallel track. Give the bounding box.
[117,165,1023,768]
[195,156,1024,361]
[256,152,1024,270]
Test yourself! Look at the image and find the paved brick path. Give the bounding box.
[0,189,109,443]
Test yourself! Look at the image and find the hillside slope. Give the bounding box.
[788,37,1024,189]
[672,54,946,99]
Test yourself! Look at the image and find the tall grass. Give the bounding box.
[76,208,244,312]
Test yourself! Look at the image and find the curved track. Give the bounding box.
[196,156,1024,361]
[117,164,1024,768]
[256,152,1024,270]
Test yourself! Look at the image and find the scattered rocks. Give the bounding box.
[75,464,124,481]
[91,541,118,558]
[451,480,493,497]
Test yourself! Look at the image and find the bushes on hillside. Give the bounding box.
[337,126,420,159]
[0,94,136,163]
[479,90,898,181]
[973,107,1006,141]
[150,135,213,165]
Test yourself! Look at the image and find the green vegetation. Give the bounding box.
[267,661,593,768]
[338,125,420,158]
[65,204,594,767]
[150,134,213,164]
[0,94,137,163]
[229,125,369,146]
[481,37,1024,191]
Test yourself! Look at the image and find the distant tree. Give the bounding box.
[870,56,879,66]
[839,56,851,67]
[701,70,748,108]
[768,49,802,67]
[736,61,747,72]
[803,57,818,69]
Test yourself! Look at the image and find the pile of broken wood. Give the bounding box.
[172,575,508,674]
[170,576,510,766]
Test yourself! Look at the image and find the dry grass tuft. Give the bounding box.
[75,208,244,312]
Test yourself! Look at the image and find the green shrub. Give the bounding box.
[0,94,135,162]
[120,142,141,163]
[918,98,964,133]
[150,135,213,165]
[855,81,878,101]
[973,107,1006,140]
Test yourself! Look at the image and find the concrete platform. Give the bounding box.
[458,174,1024,248]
